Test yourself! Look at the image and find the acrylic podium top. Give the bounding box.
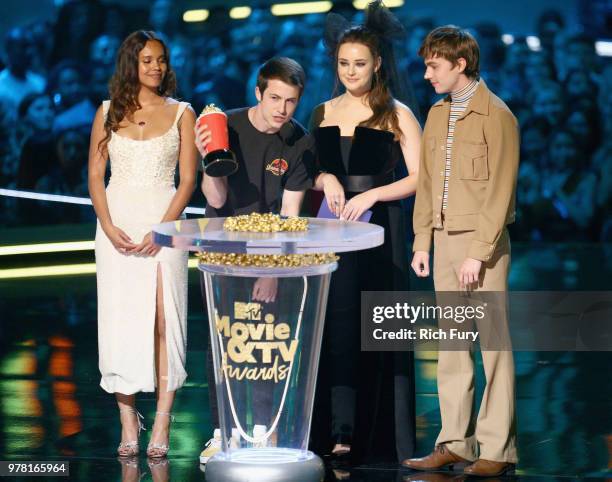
[152,217,383,254]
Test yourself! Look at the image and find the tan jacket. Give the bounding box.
[413,80,519,262]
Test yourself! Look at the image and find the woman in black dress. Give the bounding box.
[309,0,421,465]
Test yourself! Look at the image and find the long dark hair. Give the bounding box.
[99,30,176,150]
[335,26,402,140]
[327,1,408,140]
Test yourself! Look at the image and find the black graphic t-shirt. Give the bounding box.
[205,107,315,217]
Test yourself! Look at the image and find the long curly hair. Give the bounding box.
[99,30,176,150]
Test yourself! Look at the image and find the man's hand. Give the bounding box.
[252,277,278,303]
[459,257,483,289]
[194,122,212,158]
[411,251,430,277]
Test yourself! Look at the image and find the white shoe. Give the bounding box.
[199,428,221,464]
[253,424,268,448]
[230,428,241,449]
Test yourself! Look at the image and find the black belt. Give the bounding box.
[336,171,395,193]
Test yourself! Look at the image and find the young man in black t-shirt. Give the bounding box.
[201,105,314,216]
[197,57,315,217]
[195,57,315,464]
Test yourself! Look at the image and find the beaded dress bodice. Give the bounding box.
[103,100,186,188]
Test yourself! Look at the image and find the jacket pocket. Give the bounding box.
[459,143,488,180]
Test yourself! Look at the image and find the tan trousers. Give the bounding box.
[433,226,518,463]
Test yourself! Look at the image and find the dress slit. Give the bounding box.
[155,261,179,392]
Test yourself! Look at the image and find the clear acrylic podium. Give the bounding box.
[153,217,383,482]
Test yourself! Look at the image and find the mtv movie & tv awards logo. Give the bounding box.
[215,301,297,383]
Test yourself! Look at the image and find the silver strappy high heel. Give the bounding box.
[147,411,175,458]
[117,408,146,457]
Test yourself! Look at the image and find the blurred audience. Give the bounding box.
[47,61,96,136]
[0,27,46,122]
[0,3,608,238]
[16,92,57,189]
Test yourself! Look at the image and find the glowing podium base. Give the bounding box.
[205,446,324,482]
[153,217,383,482]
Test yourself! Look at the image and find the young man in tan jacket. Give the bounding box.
[403,26,519,477]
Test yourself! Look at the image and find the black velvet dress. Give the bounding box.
[310,124,416,464]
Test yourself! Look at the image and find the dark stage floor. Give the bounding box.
[0,243,610,481]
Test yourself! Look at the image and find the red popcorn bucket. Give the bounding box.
[198,106,238,177]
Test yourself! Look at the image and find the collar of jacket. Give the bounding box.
[432,78,490,117]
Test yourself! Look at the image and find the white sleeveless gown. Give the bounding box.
[96,100,189,394]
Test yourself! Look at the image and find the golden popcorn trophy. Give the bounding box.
[197,105,238,177]
[153,214,383,482]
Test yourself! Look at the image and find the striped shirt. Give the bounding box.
[442,79,479,211]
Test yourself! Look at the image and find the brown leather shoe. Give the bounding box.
[402,444,470,471]
[463,459,515,477]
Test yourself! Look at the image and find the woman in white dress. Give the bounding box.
[88,30,197,458]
